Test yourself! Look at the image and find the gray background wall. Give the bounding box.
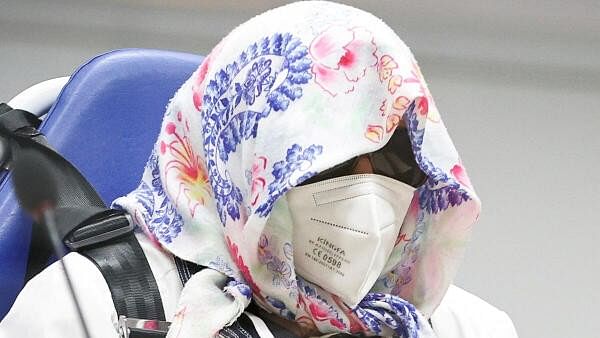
[1,1,598,337]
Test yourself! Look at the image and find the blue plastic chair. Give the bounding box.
[0,49,203,319]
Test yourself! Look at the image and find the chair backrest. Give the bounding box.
[0,49,202,319]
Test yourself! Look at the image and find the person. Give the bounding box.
[0,1,518,337]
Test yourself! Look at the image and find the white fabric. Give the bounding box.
[167,269,250,338]
[0,232,517,337]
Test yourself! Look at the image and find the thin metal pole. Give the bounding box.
[43,209,91,338]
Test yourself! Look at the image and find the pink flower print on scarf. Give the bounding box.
[247,156,268,206]
[160,112,212,217]
[192,57,211,111]
[226,236,263,298]
[450,163,473,189]
[364,124,384,143]
[404,61,441,123]
[310,26,378,96]
[298,294,346,331]
[192,41,225,111]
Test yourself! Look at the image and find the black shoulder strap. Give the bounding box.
[0,103,41,132]
[173,256,203,285]
[0,104,165,324]
[71,211,166,322]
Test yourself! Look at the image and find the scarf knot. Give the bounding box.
[354,293,421,338]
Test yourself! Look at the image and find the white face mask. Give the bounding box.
[286,174,416,308]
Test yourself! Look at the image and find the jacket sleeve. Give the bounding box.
[0,253,119,338]
[430,285,518,338]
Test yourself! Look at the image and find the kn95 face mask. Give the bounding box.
[286,174,416,307]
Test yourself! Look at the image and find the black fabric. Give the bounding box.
[0,103,11,115]
[0,107,51,281]
[6,134,106,234]
[129,328,168,338]
[0,104,42,132]
[24,223,53,281]
[81,233,166,321]
[299,125,427,188]
[174,256,204,285]
[0,104,43,172]
[1,133,107,281]
[220,313,262,338]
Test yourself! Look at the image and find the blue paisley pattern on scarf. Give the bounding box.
[134,150,184,243]
[200,32,313,223]
[256,143,323,216]
[405,102,471,214]
[266,296,295,320]
[258,235,294,290]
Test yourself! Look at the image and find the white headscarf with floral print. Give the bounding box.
[114,1,481,337]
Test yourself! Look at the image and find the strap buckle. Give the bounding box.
[118,316,171,338]
[64,210,134,250]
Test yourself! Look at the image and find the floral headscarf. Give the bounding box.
[114,1,481,337]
